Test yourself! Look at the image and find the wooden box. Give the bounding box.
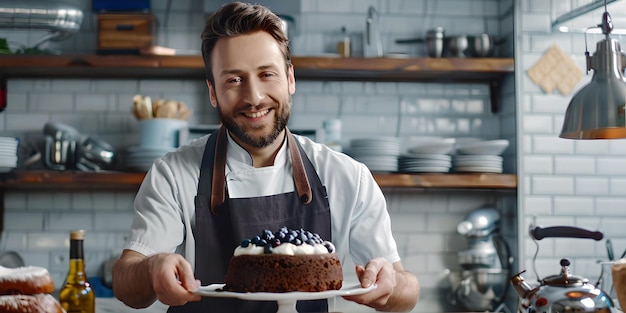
[97,14,155,51]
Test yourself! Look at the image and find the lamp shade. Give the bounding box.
[560,36,626,139]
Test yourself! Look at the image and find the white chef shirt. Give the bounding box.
[125,131,400,269]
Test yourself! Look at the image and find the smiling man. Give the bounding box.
[210,30,294,166]
[112,2,419,313]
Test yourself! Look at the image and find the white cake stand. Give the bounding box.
[194,282,376,313]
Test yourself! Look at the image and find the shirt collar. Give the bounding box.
[225,130,289,167]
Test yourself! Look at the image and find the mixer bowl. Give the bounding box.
[447,268,510,311]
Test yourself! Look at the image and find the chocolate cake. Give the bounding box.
[223,227,343,293]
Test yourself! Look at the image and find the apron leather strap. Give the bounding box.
[210,126,313,213]
[286,128,312,204]
[210,125,228,214]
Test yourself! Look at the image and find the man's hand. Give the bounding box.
[146,253,201,306]
[113,250,201,308]
[342,258,419,312]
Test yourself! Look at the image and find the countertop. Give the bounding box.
[96,298,168,313]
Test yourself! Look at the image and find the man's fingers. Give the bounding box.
[359,259,383,287]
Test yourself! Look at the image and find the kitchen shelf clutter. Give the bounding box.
[0,54,516,191]
[0,170,517,190]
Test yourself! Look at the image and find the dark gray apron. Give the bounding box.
[168,125,332,313]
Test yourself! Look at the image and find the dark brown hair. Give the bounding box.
[201,2,291,85]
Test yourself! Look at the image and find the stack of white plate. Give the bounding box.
[398,154,451,173]
[126,146,176,172]
[453,155,503,173]
[347,137,400,172]
[0,137,19,173]
[452,139,509,173]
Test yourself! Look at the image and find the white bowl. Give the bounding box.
[407,138,456,155]
[455,139,509,155]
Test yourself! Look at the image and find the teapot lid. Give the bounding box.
[542,258,587,287]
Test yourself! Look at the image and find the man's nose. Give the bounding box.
[243,79,265,106]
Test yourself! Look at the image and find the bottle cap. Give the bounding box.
[70,230,85,240]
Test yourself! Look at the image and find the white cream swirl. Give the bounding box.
[234,241,336,256]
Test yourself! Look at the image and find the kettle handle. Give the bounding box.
[531,226,603,241]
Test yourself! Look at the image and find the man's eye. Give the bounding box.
[228,77,242,83]
[261,72,276,78]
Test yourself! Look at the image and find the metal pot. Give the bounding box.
[395,27,445,58]
[447,34,506,58]
[467,34,505,57]
[425,27,445,57]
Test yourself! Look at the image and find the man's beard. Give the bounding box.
[217,97,291,148]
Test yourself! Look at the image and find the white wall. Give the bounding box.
[516,0,626,294]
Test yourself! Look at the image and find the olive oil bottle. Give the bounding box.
[59,230,95,313]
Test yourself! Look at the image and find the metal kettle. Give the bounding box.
[510,225,615,313]
[511,259,614,313]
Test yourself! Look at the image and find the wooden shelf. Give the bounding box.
[0,54,514,113]
[373,173,517,189]
[0,170,517,191]
[0,54,513,82]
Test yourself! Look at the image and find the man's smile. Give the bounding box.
[243,109,270,118]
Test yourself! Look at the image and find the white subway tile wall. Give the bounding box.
[0,0,518,312]
[518,0,626,303]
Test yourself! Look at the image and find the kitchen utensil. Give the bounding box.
[607,238,615,261]
[43,122,81,170]
[426,27,445,57]
[446,35,470,57]
[511,225,613,313]
[76,136,116,171]
[395,27,445,57]
[448,268,510,312]
[448,208,513,312]
[399,34,504,58]
[468,34,495,57]
[364,6,383,57]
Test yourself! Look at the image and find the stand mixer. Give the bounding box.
[447,207,513,312]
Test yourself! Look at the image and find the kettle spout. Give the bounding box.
[510,271,537,299]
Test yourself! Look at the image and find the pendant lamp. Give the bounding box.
[559,5,626,139]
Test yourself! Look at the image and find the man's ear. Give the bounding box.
[288,64,296,95]
[206,79,217,108]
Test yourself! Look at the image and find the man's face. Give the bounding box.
[207,31,295,149]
